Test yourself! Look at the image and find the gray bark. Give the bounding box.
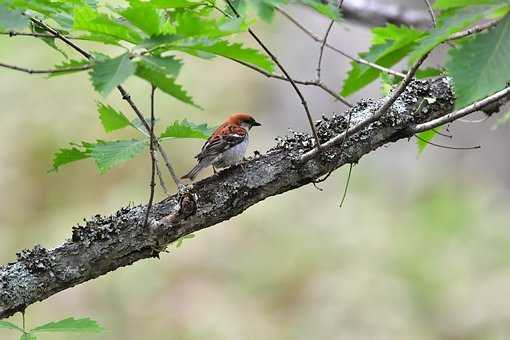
[0,78,460,319]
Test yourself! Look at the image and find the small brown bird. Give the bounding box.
[181,112,261,181]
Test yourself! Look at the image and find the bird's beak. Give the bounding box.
[252,121,261,127]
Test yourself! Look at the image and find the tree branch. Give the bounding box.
[3,77,509,319]
[299,52,429,163]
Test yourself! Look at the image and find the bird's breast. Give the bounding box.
[213,135,249,168]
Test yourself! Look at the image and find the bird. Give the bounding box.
[181,112,261,181]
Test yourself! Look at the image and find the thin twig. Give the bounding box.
[300,52,430,163]
[144,85,157,227]
[432,128,452,138]
[0,31,87,39]
[228,57,352,106]
[423,0,437,27]
[414,134,480,150]
[29,17,184,189]
[339,163,353,207]
[155,160,169,195]
[317,0,344,82]
[447,19,501,41]
[30,18,91,58]
[412,86,510,133]
[225,0,322,150]
[0,62,91,74]
[275,6,406,78]
[1,31,55,38]
[316,19,334,82]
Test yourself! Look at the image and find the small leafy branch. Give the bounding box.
[0,316,103,340]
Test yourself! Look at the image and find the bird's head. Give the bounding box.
[228,112,261,130]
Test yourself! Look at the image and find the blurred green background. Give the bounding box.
[2,2,510,340]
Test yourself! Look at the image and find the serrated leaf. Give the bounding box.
[341,24,424,96]
[31,317,103,333]
[48,59,91,78]
[121,1,161,36]
[97,102,131,132]
[0,320,23,332]
[91,53,135,97]
[50,144,91,172]
[446,15,510,108]
[416,129,439,153]
[300,0,340,20]
[136,34,182,49]
[91,139,147,174]
[139,55,182,77]
[160,119,215,139]
[74,6,142,44]
[173,39,275,73]
[174,11,249,38]
[409,6,496,65]
[136,61,198,107]
[0,5,30,30]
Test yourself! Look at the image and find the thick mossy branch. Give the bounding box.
[1,78,455,319]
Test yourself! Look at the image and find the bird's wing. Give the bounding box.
[196,123,247,161]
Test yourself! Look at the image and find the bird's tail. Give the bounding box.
[181,163,205,181]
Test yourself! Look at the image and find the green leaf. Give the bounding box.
[48,59,91,78]
[136,61,198,107]
[408,6,496,65]
[446,15,510,108]
[91,139,147,174]
[434,0,504,10]
[174,11,249,38]
[139,55,182,77]
[416,129,439,153]
[50,144,91,172]
[226,0,287,22]
[173,39,275,73]
[0,320,23,332]
[341,24,424,96]
[121,1,161,36]
[31,317,103,333]
[97,102,131,132]
[415,67,443,78]
[300,0,340,20]
[20,333,37,340]
[91,53,135,97]
[151,0,205,8]
[0,5,29,30]
[73,6,142,44]
[136,34,182,49]
[160,119,215,139]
